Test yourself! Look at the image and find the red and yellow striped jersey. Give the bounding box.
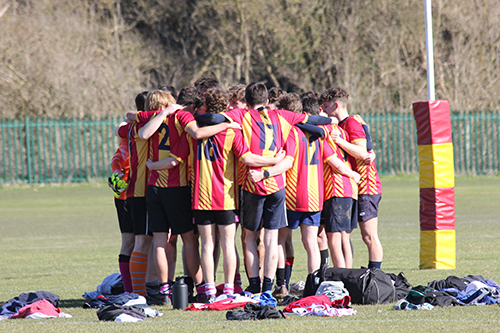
[147,110,195,188]
[117,122,150,198]
[136,110,159,123]
[223,108,308,196]
[322,124,358,200]
[338,117,382,195]
[285,127,337,212]
[189,128,251,210]
[110,137,130,200]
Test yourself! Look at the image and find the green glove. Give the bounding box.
[108,173,128,198]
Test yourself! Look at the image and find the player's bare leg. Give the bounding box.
[301,224,320,273]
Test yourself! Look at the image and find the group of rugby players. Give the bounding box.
[109,77,383,305]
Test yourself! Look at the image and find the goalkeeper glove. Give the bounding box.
[108,173,128,198]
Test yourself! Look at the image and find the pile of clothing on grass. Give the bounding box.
[83,273,162,322]
[298,266,500,311]
[395,275,500,310]
[0,291,71,319]
[4,269,498,323]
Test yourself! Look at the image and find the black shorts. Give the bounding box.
[240,189,287,231]
[358,194,382,222]
[126,196,150,235]
[147,185,193,235]
[114,198,133,233]
[322,197,358,233]
[193,210,238,226]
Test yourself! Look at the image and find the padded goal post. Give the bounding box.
[413,100,456,269]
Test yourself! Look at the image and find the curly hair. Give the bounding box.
[145,90,176,111]
[194,77,219,93]
[300,90,320,101]
[177,86,205,109]
[227,84,246,103]
[318,86,349,106]
[268,87,287,104]
[205,88,229,114]
[276,93,302,113]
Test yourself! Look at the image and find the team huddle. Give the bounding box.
[109,78,383,305]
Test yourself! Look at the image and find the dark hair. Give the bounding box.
[194,77,219,93]
[301,97,320,115]
[135,91,149,111]
[227,84,246,103]
[245,82,268,107]
[177,86,204,109]
[300,90,320,100]
[276,93,302,113]
[205,88,229,114]
[158,85,178,100]
[268,87,287,104]
[318,86,349,106]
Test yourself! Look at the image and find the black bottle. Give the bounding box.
[172,276,188,310]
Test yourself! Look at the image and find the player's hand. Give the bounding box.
[108,172,127,197]
[273,148,285,164]
[352,171,361,184]
[330,128,342,143]
[364,151,376,164]
[162,103,183,116]
[249,170,264,183]
[125,111,137,122]
[146,158,155,170]
[227,121,241,130]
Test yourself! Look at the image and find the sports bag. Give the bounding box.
[305,267,399,304]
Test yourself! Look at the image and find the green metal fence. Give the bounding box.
[1,112,499,183]
[1,116,121,183]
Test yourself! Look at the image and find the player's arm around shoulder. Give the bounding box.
[331,124,369,161]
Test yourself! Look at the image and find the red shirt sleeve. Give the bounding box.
[136,110,160,123]
[170,132,190,163]
[222,108,245,124]
[322,136,337,162]
[110,147,123,174]
[343,117,366,142]
[278,109,308,126]
[284,129,297,160]
[175,111,197,132]
[231,129,251,159]
[117,123,130,139]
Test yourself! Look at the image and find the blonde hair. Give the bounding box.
[145,90,176,111]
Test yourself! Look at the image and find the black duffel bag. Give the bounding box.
[304,267,409,305]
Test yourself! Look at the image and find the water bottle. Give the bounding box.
[172,276,188,310]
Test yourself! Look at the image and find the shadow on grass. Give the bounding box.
[59,298,88,308]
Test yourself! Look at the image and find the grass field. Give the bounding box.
[0,175,499,332]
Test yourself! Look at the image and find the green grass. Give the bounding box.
[0,176,499,332]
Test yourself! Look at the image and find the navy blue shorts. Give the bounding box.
[147,185,193,235]
[193,210,238,226]
[286,210,321,230]
[126,196,150,235]
[358,194,381,222]
[115,198,134,233]
[241,189,287,231]
[322,197,358,233]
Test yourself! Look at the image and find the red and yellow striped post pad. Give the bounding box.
[413,100,456,269]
